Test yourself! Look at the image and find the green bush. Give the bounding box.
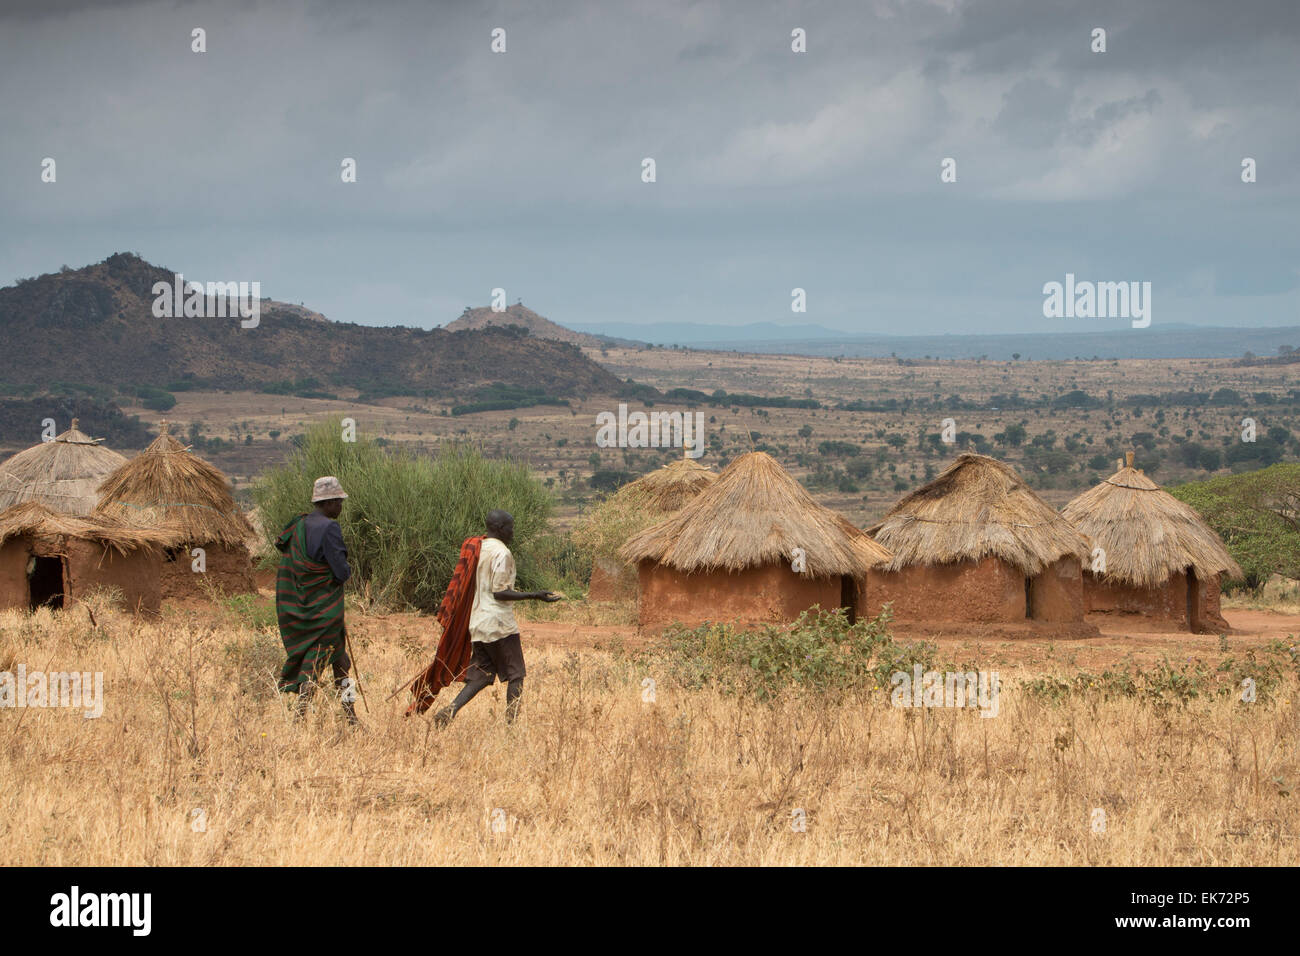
[1168,463,1300,587]
[629,606,943,700]
[1024,641,1298,709]
[252,417,554,610]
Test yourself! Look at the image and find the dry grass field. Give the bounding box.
[3,599,1297,866]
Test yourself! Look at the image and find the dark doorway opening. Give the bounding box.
[28,556,64,610]
[840,575,858,625]
[1024,576,1036,619]
[1186,569,1201,632]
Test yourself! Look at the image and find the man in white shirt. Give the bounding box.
[433,510,559,726]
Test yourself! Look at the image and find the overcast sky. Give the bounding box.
[2,0,1296,335]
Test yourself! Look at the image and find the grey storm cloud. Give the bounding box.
[0,0,1295,335]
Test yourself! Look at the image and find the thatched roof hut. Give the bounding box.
[622,451,890,577]
[94,423,257,598]
[864,454,1093,630]
[0,419,129,516]
[869,453,1088,575]
[621,452,890,629]
[0,501,177,614]
[1061,454,1242,588]
[95,423,254,547]
[1060,453,1240,632]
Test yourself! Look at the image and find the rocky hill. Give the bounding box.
[0,254,622,398]
[445,303,606,347]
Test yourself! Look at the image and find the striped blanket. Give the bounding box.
[275,513,347,693]
[406,535,483,716]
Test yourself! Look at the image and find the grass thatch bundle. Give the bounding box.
[573,459,717,571]
[95,423,253,547]
[620,451,890,576]
[870,453,1088,575]
[0,419,128,516]
[0,500,179,554]
[1062,454,1243,588]
[622,458,717,511]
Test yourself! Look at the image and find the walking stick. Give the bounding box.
[344,627,370,714]
[388,667,426,702]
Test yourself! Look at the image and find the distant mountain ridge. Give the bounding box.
[0,253,622,397]
[569,320,850,344]
[571,319,1300,361]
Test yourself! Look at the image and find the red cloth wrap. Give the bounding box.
[406,536,483,716]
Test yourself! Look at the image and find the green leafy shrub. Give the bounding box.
[1024,641,1298,708]
[628,606,944,700]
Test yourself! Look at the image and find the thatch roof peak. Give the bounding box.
[617,458,717,512]
[870,453,1089,575]
[1061,464,1242,587]
[620,451,891,576]
[1100,464,1160,491]
[95,429,253,547]
[54,419,105,445]
[0,424,128,515]
[0,500,178,553]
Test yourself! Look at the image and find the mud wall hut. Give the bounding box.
[865,454,1093,632]
[0,419,128,516]
[620,451,892,630]
[1061,453,1242,632]
[95,424,256,599]
[0,502,175,614]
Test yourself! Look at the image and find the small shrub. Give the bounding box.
[629,606,945,701]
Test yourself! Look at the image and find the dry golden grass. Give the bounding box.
[1,605,1297,865]
[1224,577,1300,616]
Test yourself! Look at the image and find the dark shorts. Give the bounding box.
[466,633,526,683]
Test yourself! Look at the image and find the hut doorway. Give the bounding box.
[1186,569,1201,632]
[1024,576,1036,619]
[27,555,64,610]
[840,575,858,625]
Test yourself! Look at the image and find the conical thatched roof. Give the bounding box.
[869,453,1088,575]
[1061,454,1243,588]
[95,424,254,547]
[619,458,717,511]
[620,451,891,576]
[0,500,178,553]
[0,419,129,516]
